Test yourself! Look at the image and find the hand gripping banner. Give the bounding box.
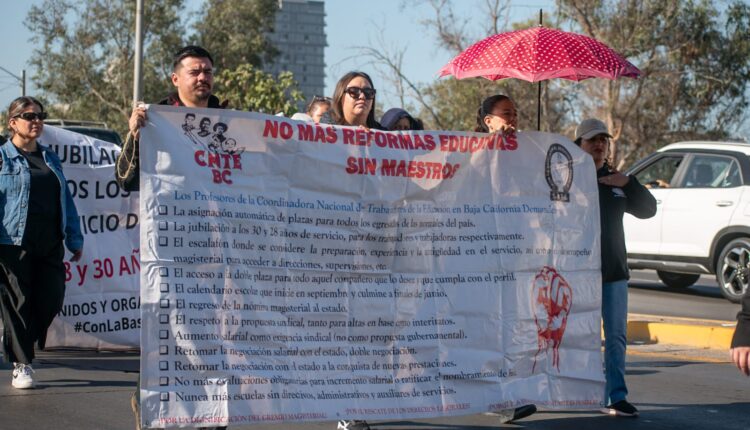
[139,105,604,427]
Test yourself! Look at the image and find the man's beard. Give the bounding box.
[193,89,211,101]
[192,82,212,100]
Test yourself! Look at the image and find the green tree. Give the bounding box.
[25,0,291,135]
[192,0,279,71]
[556,0,750,166]
[26,0,187,135]
[415,10,573,132]
[369,1,572,132]
[378,0,750,166]
[215,64,304,116]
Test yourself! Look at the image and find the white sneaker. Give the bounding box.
[337,420,370,430]
[12,363,35,389]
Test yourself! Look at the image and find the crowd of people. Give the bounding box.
[1,44,748,430]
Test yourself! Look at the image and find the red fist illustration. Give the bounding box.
[532,266,573,373]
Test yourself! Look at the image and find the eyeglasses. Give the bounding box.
[345,87,376,100]
[13,112,48,122]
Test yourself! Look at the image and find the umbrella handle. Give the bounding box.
[537,81,542,131]
[537,8,543,131]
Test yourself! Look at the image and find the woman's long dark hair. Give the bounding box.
[6,96,44,138]
[331,71,378,128]
[474,94,511,132]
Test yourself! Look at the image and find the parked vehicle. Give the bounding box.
[45,119,122,146]
[624,141,750,303]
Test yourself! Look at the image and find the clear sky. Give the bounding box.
[1,0,745,140]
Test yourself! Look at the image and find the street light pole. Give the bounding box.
[0,66,26,96]
[133,0,144,105]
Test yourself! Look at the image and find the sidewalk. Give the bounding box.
[626,313,736,350]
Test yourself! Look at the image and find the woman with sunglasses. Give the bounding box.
[0,96,83,389]
[331,71,380,430]
[331,71,383,130]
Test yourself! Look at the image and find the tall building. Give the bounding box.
[266,0,326,110]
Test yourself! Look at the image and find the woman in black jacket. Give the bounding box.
[575,119,656,418]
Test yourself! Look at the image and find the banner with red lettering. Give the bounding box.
[139,105,605,427]
[43,126,141,349]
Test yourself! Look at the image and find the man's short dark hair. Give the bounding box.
[173,45,214,70]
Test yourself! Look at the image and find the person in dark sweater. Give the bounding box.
[380,107,423,131]
[115,45,227,192]
[114,45,227,430]
[574,118,656,418]
[731,287,750,375]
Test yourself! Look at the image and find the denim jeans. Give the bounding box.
[602,279,629,404]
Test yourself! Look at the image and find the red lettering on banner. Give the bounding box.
[194,150,206,166]
[504,132,518,150]
[298,124,337,144]
[195,151,241,184]
[262,119,293,139]
[437,133,518,152]
[380,159,460,179]
[341,128,355,144]
[231,153,242,169]
[212,169,233,184]
[345,157,377,175]
[206,152,221,168]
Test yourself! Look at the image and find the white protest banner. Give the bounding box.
[140,105,604,428]
[42,126,141,349]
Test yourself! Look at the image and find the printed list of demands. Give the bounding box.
[148,190,566,413]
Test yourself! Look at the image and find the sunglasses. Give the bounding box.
[345,87,376,100]
[14,112,48,121]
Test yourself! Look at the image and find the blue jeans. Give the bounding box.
[602,279,629,404]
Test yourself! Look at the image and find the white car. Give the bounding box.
[624,141,750,302]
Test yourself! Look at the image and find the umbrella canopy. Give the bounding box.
[439,26,641,83]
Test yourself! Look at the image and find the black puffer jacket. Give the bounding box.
[597,165,657,282]
[114,93,227,191]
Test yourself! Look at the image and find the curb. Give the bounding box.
[626,313,736,350]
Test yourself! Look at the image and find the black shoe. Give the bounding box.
[337,420,371,430]
[602,400,639,417]
[485,404,537,423]
[511,404,537,422]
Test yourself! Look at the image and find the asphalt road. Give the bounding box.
[628,270,740,321]
[0,348,747,430]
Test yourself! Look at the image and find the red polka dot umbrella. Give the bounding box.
[438,26,641,128]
